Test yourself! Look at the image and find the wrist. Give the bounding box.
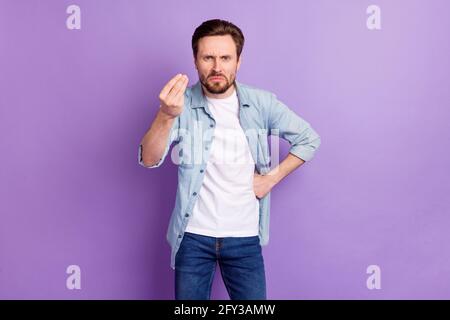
[157,107,177,122]
[266,168,281,187]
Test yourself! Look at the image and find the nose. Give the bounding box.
[212,58,223,73]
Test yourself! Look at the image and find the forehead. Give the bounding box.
[197,35,237,56]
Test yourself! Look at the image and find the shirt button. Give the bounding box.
[178,234,182,238]
[210,124,214,128]
[185,213,189,217]
[205,146,209,150]
[200,169,204,173]
[193,192,197,196]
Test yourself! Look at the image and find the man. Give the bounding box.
[138,19,321,300]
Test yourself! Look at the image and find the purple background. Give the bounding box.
[1,0,449,299]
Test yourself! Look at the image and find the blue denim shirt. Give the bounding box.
[138,80,321,269]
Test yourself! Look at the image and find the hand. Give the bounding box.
[158,74,189,118]
[253,172,277,199]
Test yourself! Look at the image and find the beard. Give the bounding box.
[200,72,236,94]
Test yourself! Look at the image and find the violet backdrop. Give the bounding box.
[1,0,449,299]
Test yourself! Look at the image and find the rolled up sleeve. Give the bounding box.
[268,94,321,162]
[138,115,180,168]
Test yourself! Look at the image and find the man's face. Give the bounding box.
[194,35,241,95]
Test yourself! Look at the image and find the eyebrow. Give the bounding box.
[202,54,232,58]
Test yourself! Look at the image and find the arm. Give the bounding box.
[253,93,321,198]
[139,110,178,167]
[253,153,305,199]
[138,74,189,168]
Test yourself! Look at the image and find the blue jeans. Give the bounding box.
[175,232,267,300]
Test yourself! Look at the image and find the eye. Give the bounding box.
[222,56,231,61]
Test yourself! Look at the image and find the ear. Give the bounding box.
[237,56,242,71]
[194,55,198,70]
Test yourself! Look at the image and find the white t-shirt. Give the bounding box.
[185,88,260,237]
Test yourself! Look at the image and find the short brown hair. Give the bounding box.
[192,19,245,59]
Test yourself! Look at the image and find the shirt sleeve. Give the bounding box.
[268,93,321,162]
[138,114,180,168]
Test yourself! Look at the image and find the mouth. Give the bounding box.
[209,76,225,81]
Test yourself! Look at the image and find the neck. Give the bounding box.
[202,83,236,99]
